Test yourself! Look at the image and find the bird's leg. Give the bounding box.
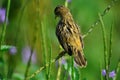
[55,51,66,61]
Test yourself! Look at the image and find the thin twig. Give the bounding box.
[26,51,66,79]
[83,0,119,38]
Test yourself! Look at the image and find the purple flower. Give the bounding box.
[55,57,67,67]
[109,70,116,78]
[22,46,36,64]
[102,69,106,76]
[9,46,17,55]
[61,57,67,65]
[102,69,116,78]
[0,8,6,23]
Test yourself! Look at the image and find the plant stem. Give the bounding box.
[83,0,119,39]
[65,0,68,7]
[108,23,113,71]
[14,0,30,45]
[41,21,48,79]
[56,59,62,80]
[0,0,11,47]
[99,13,108,80]
[71,56,74,80]
[0,0,11,78]
[47,44,52,80]
[24,0,39,79]
[114,59,120,80]
[26,51,66,79]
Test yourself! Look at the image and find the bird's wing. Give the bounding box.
[66,21,83,50]
[56,20,83,55]
[56,21,69,52]
[75,24,84,48]
[66,22,87,67]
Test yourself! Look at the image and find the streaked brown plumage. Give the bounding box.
[54,5,87,67]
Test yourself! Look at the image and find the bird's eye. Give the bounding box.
[55,9,60,15]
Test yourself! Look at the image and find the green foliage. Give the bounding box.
[0,0,120,80]
[0,45,12,51]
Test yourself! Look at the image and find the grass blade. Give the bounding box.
[99,13,108,80]
[71,56,74,80]
[24,0,40,79]
[47,43,52,80]
[56,59,62,80]
[108,23,113,71]
[83,0,119,38]
[0,0,11,46]
[114,59,120,80]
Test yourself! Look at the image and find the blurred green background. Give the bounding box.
[0,0,120,80]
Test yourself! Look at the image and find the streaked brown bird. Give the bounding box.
[54,5,87,67]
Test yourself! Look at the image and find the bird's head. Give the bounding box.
[54,5,70,18]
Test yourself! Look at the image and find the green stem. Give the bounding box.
[0,0,11,46]
[24,0,39,79]
[83,0,119,39]
[56,59,62,80]
[108,23,113,71]
[14,0,30,45]
[0,0,11,78]
[99,13,108,80]
[24,49,34,79]
[41,21,47,79]
[114,59,120,80]
[71,56,74,80]
[100,61,104,80]
[47,44,52,80]
[26,51,66,79]
[65,0,68,7]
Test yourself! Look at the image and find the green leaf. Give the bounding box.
[0,45,13,51]
[74,67,80,80]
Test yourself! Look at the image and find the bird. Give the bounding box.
[54,5,87,67]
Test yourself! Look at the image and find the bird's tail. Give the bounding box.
[74,50,87,67]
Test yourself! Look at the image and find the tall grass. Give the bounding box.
[108,23,113,72]
[0,0,118,80]
[14,0,30,45]
[24,0,40,79]
[26,0,120,80]
[99,13,109,80]
[114,59,120,80]
[71,56,74,80]
[47,43,52,80]
[41,20,47,80]
[83,0,119,39]
[56,59,62,80]
[0,0,11,46]
[99,13,119,80]
[0,0,11,79]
